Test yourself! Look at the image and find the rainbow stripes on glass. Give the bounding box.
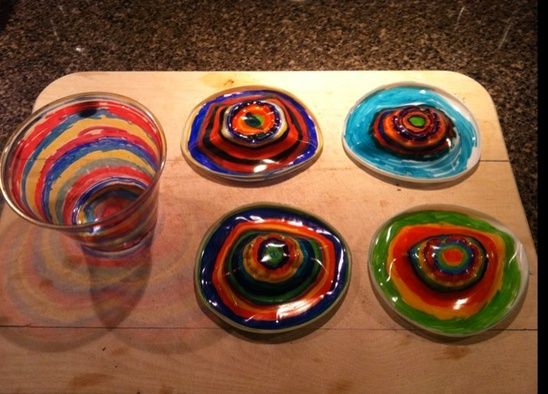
[0,93,166,254]
[182,87,322,181]
[369,208,528,337]
[196,204,351,333]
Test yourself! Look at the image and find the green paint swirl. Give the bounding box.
[369,210,524,336]
[243,113,264,129]
[225,231,323,305]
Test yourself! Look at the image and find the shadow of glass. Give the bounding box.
[0,201,226,355]
[84,246,152,329]
[92,202,224,355]
[0,216,150,351]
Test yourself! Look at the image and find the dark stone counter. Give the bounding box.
[0,0,537,245]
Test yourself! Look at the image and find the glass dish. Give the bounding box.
[195,203,351,333]
[343,83,480,183]
[368,205,529,337]
[182,86,322,182]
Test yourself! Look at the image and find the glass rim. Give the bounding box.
[0,91,167,232]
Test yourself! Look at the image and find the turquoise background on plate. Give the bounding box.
[343,86,479,180]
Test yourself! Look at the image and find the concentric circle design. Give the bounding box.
[343,84,480,183]
[222,101,285,147]
[371,105,456,159]
[182,87,322,181]
[196,204,351,333]
[408,234,488,292]
[369,207,528,337]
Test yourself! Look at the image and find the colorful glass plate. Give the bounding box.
[368,205,528,337]
[182,86,322,182]
[343,84,481,183]
[195,203,351,333]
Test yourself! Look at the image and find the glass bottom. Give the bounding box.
[80,229,155,258]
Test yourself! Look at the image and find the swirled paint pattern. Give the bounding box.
[196,204,350,332]
[369,208,528,336]
[408,234,488,292]
[183,87,321,181]
[343,85,480,182]
[371,105,456,159]
[0,94,166,253]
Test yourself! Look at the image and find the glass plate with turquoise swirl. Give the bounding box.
[342,83,480,183]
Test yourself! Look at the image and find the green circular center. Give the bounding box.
[243,113,264,129]
[409,115,426,127]
[261,242,286,266]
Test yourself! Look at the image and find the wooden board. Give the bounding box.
[0,71,537,393]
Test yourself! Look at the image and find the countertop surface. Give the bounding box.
[0,0,537,243]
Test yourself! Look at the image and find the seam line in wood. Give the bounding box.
[0,325,536,331]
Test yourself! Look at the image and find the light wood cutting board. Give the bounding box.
[0,71,537,393]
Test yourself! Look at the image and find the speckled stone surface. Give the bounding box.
[0,0,537,245]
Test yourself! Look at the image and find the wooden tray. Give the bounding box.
[0,71,537,393]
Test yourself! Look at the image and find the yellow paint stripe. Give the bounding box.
[44,150,154,220]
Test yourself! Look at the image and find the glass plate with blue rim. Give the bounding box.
[342,83,481,183]
[194,203,351,334]
[181,86,323,182]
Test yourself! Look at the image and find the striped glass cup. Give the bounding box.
[0,93,166,255]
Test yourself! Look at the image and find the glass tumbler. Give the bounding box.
[0,92,167,255]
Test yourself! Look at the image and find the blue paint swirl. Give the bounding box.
[343,85,480,181]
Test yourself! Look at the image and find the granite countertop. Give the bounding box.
[0,0,537,245]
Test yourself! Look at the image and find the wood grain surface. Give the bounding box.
[0,71,537,393]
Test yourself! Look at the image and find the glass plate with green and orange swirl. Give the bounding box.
[368,205,529,337]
